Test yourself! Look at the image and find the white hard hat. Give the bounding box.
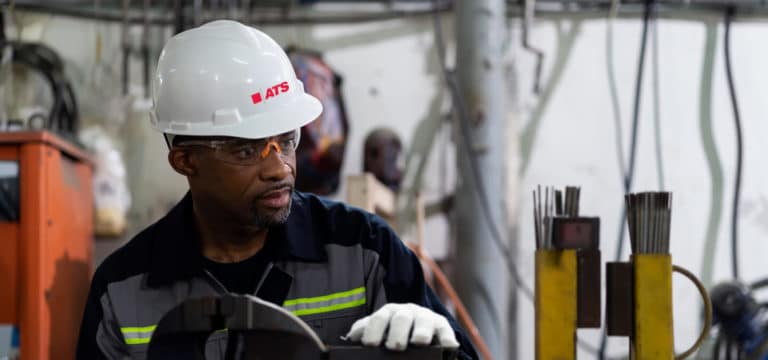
[150,20,322,140]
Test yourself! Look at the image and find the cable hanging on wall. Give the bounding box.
[598,0,655,358]
[724,6,744,281]
[606,0,626,179]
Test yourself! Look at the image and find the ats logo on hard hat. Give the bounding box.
[251,81,290,105]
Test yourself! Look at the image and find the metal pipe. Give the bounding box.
[14,1,768,25]
[454,0,511,356]
[12,2,454,25]
[121,0,130,95]
[142,0,151,98]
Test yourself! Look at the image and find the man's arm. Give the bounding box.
[76,268,129,359]
[363,216,479,360]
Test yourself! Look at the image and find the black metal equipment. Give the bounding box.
[0,41,79,139]
[147,294,457,360]
[710,280,768,360]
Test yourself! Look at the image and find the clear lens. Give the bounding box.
[178,130,300,165]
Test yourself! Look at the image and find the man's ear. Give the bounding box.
[168,148,197,177]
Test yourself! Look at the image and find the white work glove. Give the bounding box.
[344,303,460,351]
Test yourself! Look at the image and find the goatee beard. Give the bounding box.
[253,197,292,228]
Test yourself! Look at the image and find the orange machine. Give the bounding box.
[0,131,93,359]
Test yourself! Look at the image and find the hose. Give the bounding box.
[409,193,492,360]
[698,20,725,294]
[409,243,494,360]
[697,24,725,360]
[724,6,743,281]
[5,42,79,138]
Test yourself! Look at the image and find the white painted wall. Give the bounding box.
[515,18,768,359]
[12,9,768,359]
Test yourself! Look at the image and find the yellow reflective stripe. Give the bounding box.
[283,286,365,307]
[120,325,157,334]
[289,297,366,317]
[125,338,152,345]
[121,325,156,345]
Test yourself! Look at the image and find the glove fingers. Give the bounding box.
[409,309,435,346]
[435,317,460,349]
[361,305,395,347]
[385,306,416,351]
[350,303,459,351]
[344,316,369,342]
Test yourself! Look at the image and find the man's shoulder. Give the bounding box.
[292,191,400,251]
[293,191,392,234]
[94,193,195,288]
[93,223,158,287]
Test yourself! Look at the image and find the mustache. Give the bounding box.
[255,182,294,198]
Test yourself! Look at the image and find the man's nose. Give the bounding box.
[259,145,290,182]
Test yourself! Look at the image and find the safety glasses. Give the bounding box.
[176,129,300,166]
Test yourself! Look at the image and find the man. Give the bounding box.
[76,20,477,360]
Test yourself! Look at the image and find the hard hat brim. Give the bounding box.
[153,93,323,140]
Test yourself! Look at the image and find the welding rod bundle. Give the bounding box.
[533,185,600,360]
[533,185,583,250]
[625,192,672,255]
[606,191,711,360]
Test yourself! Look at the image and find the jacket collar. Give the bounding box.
[147,191,327,288]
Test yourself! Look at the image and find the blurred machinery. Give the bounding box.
[146,294,456,360]
[0,131,93,359]
[0,41,79,140]
[708,280,768,359]
[532,186,601,359]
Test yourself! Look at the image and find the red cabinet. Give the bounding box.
[0,131,93,360]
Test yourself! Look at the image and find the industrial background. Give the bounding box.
[1,0,767,359]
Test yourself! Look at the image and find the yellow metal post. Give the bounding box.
[632,254,674,360]
[535,250,577,360]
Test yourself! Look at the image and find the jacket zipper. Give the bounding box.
[253,262,274,295]
[202,269,229,295]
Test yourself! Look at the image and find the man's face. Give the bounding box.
[172,131,298,230]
